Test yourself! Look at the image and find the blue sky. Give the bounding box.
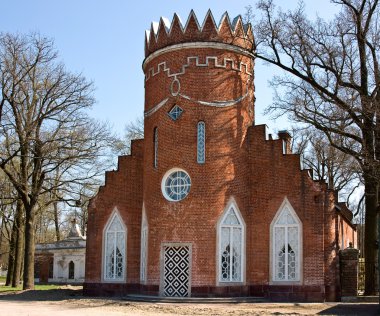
[0,0,339,135]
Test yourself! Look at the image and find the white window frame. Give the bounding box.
[216,198,245,284]
[102,208,127,283]
[161,168,191,202]
[270,197,302,284]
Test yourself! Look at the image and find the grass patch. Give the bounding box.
[0,276,6,283]
[0,283,61,292]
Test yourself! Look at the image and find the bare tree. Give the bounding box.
[111,116,144,156]
[0,33,111,289]
[249,0,380,294]
[292,127,361,201]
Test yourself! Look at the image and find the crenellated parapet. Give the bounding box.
[144,10,254,57]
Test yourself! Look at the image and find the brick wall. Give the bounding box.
[340,247,359,297]
[85,140,144,284]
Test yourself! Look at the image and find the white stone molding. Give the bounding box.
[144,78,251,118]
[140,205,148,283]
[144,52,253,81]
[144,98,168,118]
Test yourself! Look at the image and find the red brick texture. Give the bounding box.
[85,140,144,285]
[84,11,356,302]
[339,247,360,297]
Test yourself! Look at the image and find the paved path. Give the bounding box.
[0,289,379,315]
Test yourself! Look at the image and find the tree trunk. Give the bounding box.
[5,218,17,286]
[363,172,379,295]
[53,201,60,241]
[12,200,24,287]
[0,212,4,265]
[22,206,35,290]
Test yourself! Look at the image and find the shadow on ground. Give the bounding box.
[318,303,379,316]
[0,288,83,301]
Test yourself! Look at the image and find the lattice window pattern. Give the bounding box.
[163,246,190,297]
[219,206,243,282]
[273,204,300,281]
[168,105,183,121]
[197,121,205,163]
[104,213,126,281]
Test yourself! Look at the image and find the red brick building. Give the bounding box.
[84,11,356,301]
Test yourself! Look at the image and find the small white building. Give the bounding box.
[35,219,86,284]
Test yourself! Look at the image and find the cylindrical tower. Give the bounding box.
[142,10,255,296]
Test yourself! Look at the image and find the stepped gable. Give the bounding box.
[145,10,254,57]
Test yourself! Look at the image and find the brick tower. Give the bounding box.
[84,10,356,301]
[142,10,254,295]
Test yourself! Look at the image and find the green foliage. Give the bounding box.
[0,283,62,292]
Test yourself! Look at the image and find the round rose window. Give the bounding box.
[162,169,191,201]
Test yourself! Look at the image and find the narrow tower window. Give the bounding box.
[153,127,158,168]
[197,121,205,164]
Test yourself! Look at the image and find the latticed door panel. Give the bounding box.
[163,246,190,297]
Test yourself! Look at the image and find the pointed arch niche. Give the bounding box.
[102,208,127,282]
[217,198,246,284]
[140,205,148,283]
[270,198,302,284]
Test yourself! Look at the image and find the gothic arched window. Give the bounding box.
[197,121,205,164]
[218,201,245,282]
[271,198,302,282]
[104,210,126,281]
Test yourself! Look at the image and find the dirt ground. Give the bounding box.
[0,286,378,316]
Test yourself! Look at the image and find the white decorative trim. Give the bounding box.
[144,80,250,118]
[183,10,201,34]
[179,84,249,107]
[144,98,168,118]
[218,12,232,33]
[143,42,254,71]
[202,9,218,32]
[140,205,148,283]
[170,78,181,96]
[167,13,184,36]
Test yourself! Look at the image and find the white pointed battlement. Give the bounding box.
[145,10,253,57]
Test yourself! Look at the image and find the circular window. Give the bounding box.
[162,169,191,201]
